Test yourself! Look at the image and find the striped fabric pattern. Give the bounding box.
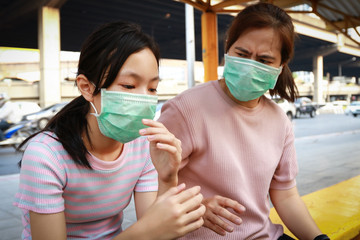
[14,132,158,240]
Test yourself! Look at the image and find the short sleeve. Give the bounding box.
[270,123,298,190]
[134,144,158,192]
[14,140,67,214]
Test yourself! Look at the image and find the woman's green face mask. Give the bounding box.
[223,54,282,101]
[91,89,158,143]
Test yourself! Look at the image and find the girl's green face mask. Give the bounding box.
[91,89,158,143]
[223,54,282,101]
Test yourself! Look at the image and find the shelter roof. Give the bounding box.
[0,0,359,77]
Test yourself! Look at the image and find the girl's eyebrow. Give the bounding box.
[120,71,160,82]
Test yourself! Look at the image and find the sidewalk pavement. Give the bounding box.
[0,174,22,240]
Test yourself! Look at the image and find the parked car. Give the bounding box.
[271,97,296,120]
[344,101,360,117]
[0,77,39,85]
[14,101,41,116]
[294,97,317,118]
[21,102,69,129]
[154,101,165,120]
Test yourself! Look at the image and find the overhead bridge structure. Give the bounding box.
[0,0,360,106]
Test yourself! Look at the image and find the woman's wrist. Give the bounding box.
[314,234,330,240]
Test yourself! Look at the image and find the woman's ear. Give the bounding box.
[77,74,95,102]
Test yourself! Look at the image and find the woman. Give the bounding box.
[158,3,329,240]
[14,21,205,240]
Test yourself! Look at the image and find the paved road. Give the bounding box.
[1,114,359,189]
[0,147,22,175]
[292,113,360,195]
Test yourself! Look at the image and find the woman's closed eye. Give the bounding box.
[259,59,270,64]
[236,52,248,58]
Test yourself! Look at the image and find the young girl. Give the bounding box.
[14,21,205,240]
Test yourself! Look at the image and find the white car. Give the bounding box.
[345,101,360,117]
[271,96,296,120]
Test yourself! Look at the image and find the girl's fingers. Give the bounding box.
[179,204,205,226]
[139,126,168,137]
[142,119,164,128]
[184,205,206,230]
[154,143,178,155]
[180,193,203,213]
[174,186,201,204]
[159,183,186,199]
[146,132,177,144]
[183,217,204,234]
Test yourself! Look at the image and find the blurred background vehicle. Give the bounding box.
[22,102,69,129]
[294,97,318,118]
[0,92,40,151]
[271,96,296,121]
[344,101,360,117]
[154,101,165,121]
[14,101,41,116]
[0,77,39,85]
[0,120,35,151]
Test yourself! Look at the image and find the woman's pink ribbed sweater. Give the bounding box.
[158,80,298,239]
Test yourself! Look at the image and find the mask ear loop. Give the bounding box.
[89,102,99,117]
[89,82,100,117]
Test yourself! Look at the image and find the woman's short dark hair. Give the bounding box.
[19,21,160,168]
[225,3,298,102]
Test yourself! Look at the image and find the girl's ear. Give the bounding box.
[77,74,95,102]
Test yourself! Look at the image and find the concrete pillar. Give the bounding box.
[38,6,61,107]
[201,11,218,82]
[313,55,324,103]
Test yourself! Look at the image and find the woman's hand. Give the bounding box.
[202,195,246,236]
[140,119,182,187]
[122,184,205,240]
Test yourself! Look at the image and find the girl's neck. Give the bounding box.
[83,115,124,162]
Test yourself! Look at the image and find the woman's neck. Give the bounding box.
[83,115,124,162]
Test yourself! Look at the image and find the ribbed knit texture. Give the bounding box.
[159,80,298,240]
[14,132,158,240]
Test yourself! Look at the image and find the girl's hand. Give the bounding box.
[138,184,205,240]
[202,195,246,236]
[140,119,182,185]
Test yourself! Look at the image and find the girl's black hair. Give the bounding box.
[19,21,160,168]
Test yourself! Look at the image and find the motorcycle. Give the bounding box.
[0,120,37,151]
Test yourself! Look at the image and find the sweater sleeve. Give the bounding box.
[14,139,67,214]
[158,100,195,168]
[270,122,298,190]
